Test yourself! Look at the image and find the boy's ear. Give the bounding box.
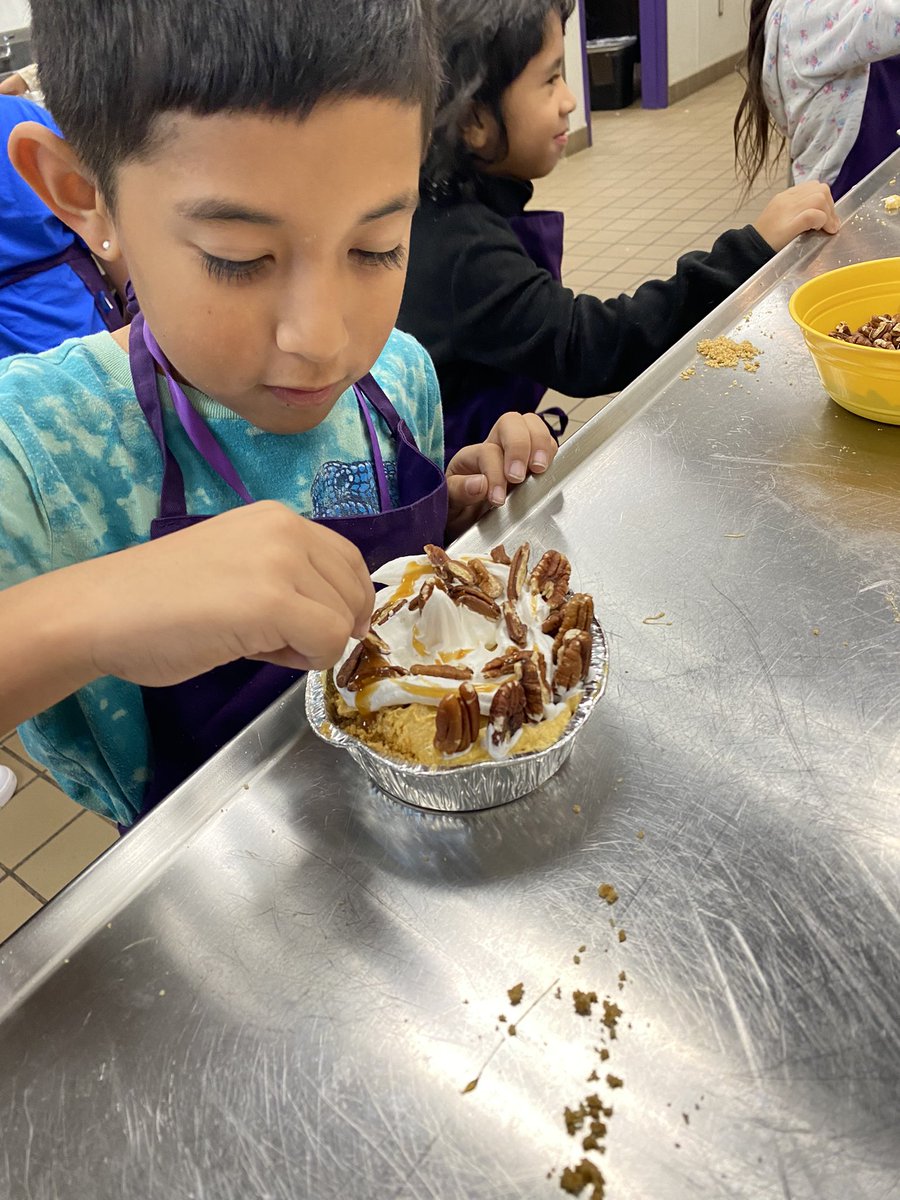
[8,122,120,260]
[461,103,493,153]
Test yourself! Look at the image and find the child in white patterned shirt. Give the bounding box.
[736,0,900,199]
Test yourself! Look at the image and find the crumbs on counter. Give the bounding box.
[508,1024,517,1037]
[697,335,762,372]
[618,929,627,943]
[606,1074,623,1089]
[597,883,619,905]
[680,367,696,380]
[508,982,525,1006]
[560,1158,606,1199]
[602,1000,623,1037]
[883,194,900,213]
[642,611,671,625]
[636,829,645,840]
[573,990,599,1017]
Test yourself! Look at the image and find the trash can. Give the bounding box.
[586,36,638,111]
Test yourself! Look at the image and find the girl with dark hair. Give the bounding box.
[398,0,839,464]
[735,0,900,200]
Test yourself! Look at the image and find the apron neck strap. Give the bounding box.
[129,315,187,519]
[140,319,255,505]
[354,384,392,512]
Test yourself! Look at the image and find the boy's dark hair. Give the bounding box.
[734,0,784,192]
[423,0,575,196]
[30,0,439,204]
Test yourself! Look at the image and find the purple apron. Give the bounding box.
[127,313,448,818]
[0,240,123,333]
[831,56,900,201]
[442,208,568,464]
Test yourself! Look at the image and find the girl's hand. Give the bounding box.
[753,181,840,251]
[445,412,558,540]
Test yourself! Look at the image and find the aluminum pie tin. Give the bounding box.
[305,620,609,813]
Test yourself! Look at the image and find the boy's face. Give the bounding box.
[114,101,423,434]
[479,12,577,183]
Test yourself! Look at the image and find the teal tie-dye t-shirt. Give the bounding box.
[0,329,443,824]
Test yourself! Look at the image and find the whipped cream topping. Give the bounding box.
[334,553,570,727]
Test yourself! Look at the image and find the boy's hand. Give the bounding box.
[76,502,374,685]
[445,412,558,539]
[753,181,840,252]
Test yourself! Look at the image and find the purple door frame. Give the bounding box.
[639,0,669,108]
[577,0,668,118]
[578,0,594,146]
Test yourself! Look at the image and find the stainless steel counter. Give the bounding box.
[2,155,899,1200]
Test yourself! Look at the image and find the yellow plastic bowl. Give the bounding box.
[789,258,900,424]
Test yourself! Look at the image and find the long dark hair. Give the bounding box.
[734,0,785,189]
[423,0,575,197]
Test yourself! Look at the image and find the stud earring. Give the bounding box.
[101,239,111,251]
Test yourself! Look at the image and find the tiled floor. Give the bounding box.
[0,72,783,945]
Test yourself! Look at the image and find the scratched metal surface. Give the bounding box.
[2,157,900,1200]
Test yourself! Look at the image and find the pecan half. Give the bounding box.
[552,593,594,656]
[335,642,365,690]
[434,682,481,754]
[371,597,408,627]
[408,579,435,613]
[454,587,501,621]
[507,542,531,602]
[411,663,474,680]
[362,629,391,656]
[490,543,512,566]
[488,680,527,746]
[470,558,503,599]
[346,665,407,693]
[553,629,592,697]
[482,647,530,678]
[541,609,564,636]
[424,543,475,587]
[520,657,545,722]
[531,550,571,609]
[503,600,528,647]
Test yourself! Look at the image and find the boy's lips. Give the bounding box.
[265,382,342,408]
[554,130,569,146]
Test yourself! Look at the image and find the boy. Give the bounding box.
[0,0,556,825]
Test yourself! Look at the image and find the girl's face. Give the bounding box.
[475,12,577,183]
[111,100,423,434]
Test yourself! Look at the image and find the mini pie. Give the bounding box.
[326,542,596,767]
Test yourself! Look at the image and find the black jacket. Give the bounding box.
[397,174,775,415]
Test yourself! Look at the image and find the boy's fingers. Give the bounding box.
[446,473,489,514]
[277,598,360,670]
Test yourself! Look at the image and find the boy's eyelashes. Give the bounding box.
[351,246,407,270]
[198,246,407,284]
[200,251,269,284]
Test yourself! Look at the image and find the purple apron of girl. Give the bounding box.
[127,313,448,820]
[831,56,900,202]
[442,208,567,464]
[0,241,123,333]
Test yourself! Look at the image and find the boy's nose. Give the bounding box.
[275,275,350,363]
[561,81,578,115]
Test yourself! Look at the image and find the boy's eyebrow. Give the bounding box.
[174,191,420,227]
[358,191,420,224]
[176,199,282,225]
